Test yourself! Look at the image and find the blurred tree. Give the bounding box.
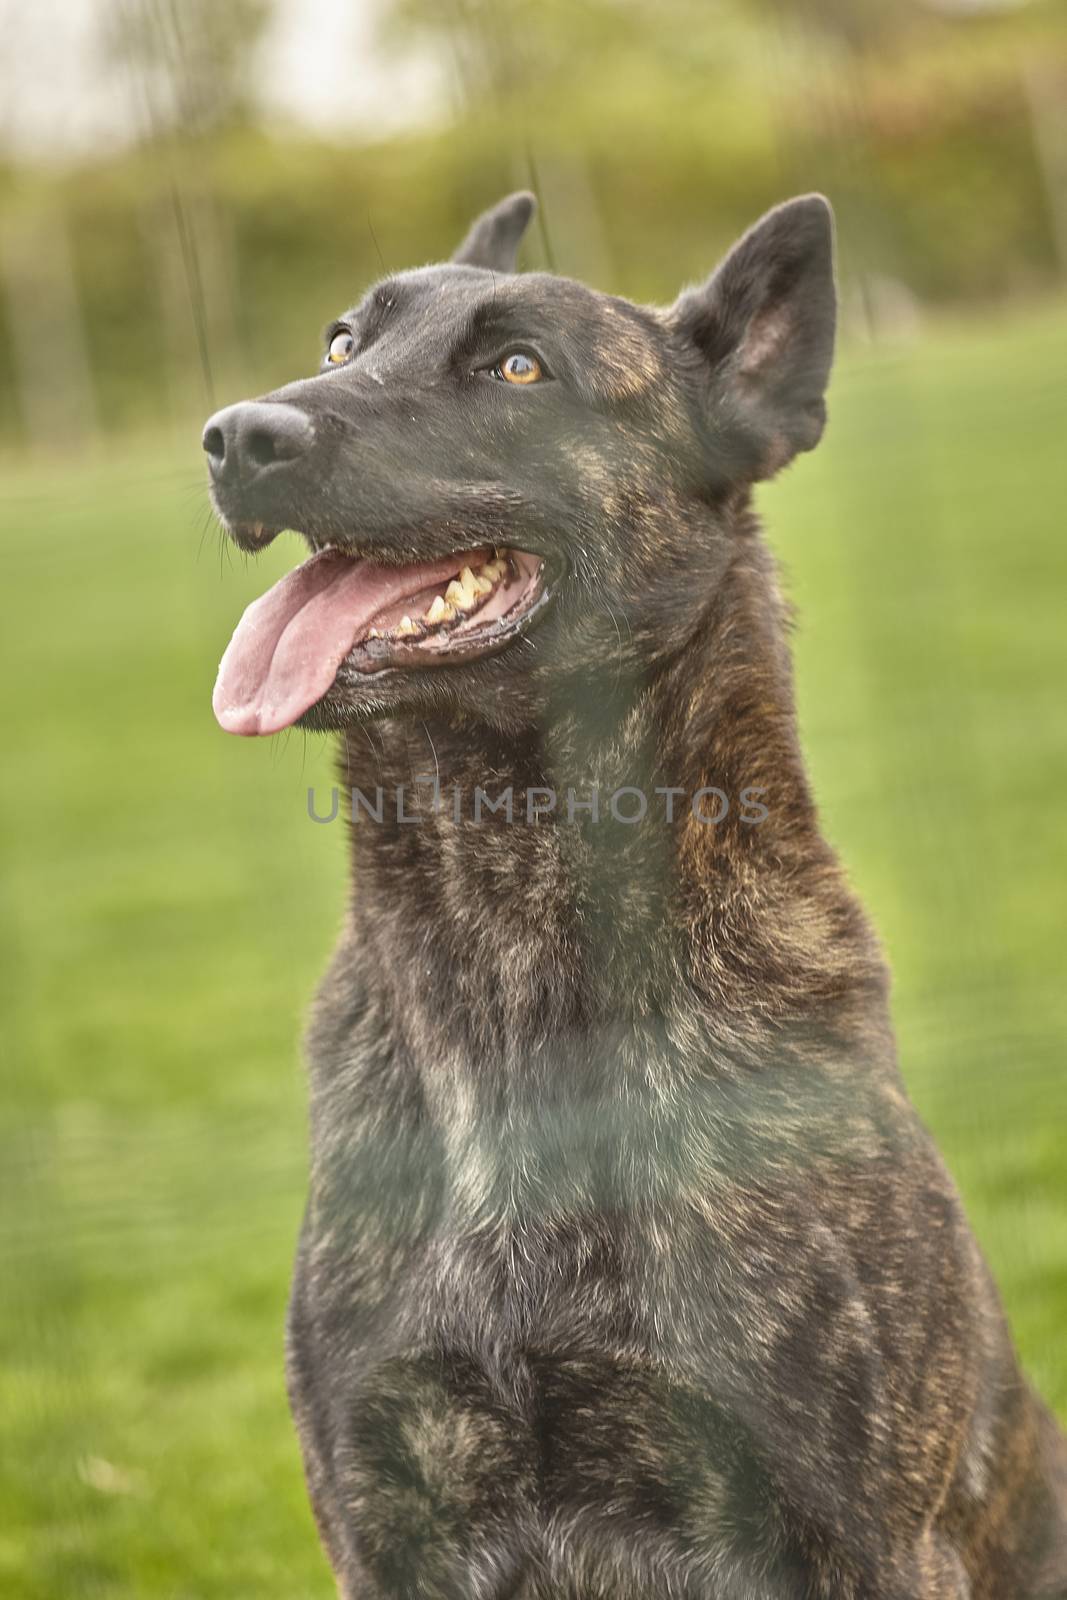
[751,0,927,52]
[1,0,1065,441]
[0,207,98,450]
[96,0,279,420]
[102,0,275,138]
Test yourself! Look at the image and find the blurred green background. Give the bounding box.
[2,0,1066,1595]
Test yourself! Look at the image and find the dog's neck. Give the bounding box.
[331,515,888,1089]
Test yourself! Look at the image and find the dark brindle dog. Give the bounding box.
[203,193,1067,1597]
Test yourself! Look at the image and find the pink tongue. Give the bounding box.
[213,547,463,736]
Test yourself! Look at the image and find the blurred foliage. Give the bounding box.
[0,0,1066,442]
[102,0,274,134]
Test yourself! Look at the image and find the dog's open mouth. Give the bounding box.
[212,544,548,735]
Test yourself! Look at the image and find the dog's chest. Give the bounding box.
[311,948,723,1336]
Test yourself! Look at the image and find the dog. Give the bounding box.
[203,192,1067,1598]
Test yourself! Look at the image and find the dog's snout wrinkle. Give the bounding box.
[201,400,315,485]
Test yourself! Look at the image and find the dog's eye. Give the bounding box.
[493,352,543,386]
[327,330,354,366]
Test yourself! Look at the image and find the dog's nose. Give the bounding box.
[202,401,315,483]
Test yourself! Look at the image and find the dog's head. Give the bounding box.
[205,191,835,736]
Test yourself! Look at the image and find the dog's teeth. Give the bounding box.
[445,577,477,612]
[424,557,508,628]
[368,627,381,639]
[425,595,451,625]
[395,615,418,637]
[459,565,490,601]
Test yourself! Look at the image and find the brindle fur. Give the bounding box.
[206,193,1067,1597]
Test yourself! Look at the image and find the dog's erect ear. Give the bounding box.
[672,195,836,479]
[452,191,537,272]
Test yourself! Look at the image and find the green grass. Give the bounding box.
[2,303,1066,1596]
